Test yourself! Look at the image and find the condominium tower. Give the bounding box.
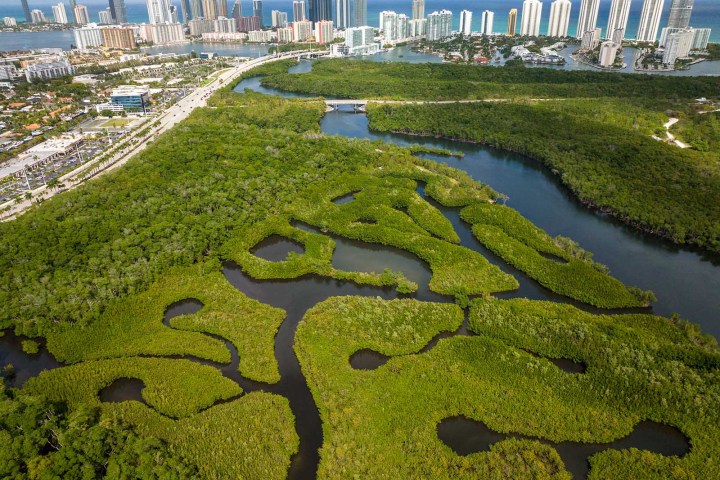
[108,0,127,24]
[148,0,172,24]
[520,0,542,37]
[292,1,304,21]
[52,3,69,24]
[202,0,217,20]
[353,0,366,27]
[636,0,664,41]
[426,10,452,41]
[507,8,518,36]
[335,0,349,29]
[74,5,89,24]
[576,0,600,39]
[667,0,693,29]
[459,10,472,36]
[548,0,571,37]
[480,10,494,35]
[309,0,332,23]
[217,0,228,18]
[412,0,425,21]
[606,0,631,41]
[21,0,31,23]
[253,0,263,26]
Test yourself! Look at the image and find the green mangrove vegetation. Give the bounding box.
[46,262,284,383]
[259,59,720,101]
[460,203,654,307]
[1,59,719,480]
[24,357,241,418]
[1,380,198,479]
[367,100,720,254]
[296,296,720,479]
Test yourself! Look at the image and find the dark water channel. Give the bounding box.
[437,416,690,480]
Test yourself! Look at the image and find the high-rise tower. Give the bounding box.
[480,10,494,35]
[636,0,664,42]
[217,0,228,18]
[253,0,263,26]
[667,0,693,29]
[353,0,366,27]
[606,0,631,41]
[335,0,349,28]
[109,0,127,23]
[507,8,518,36]
[292,0,305,21]
[548,0,571,37]
[412,0,424,21]
[576,0,600,39]
[520,0,542,37]
[21,0,32,23]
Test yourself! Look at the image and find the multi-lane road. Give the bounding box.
[0,50,314,222]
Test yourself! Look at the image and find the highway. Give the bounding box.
[0,51,316,222]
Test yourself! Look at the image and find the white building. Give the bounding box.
[548,0,571,37]
[345,26,378,55]
[412,0,425,20]
[380,11,398,39]
[292,0,306,21]
[408,18,426,37]
[599,40,619,66]
[292,20,313,41]
[202,31,248,42]
[248,30,276,42]
[581,27,601,49]
[459,10,472,36]
[52,3,69,24]
[214,17,236,33]
[74,5,90,24]
[155,23,185,44]
[4,17,18,27]
[426,10,452,41]
[277,26,293,42]
[73,23,103,50]
[663,28,694,65]
[98,8,113,24]
[576,0,600,40]
[271,10,288,27]
[147,0,172,24]
[691,28,711,50]
[26,60,76,82]
[520,0,542,37]
[606,0,631,41]
[480,10,494,35]
[189,18,214,36]
[31,9,47,23]
[637,0,665,42]
[0,64,20,81]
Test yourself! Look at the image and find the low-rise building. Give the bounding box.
[25,60,76,82]
[3,17,17,27]
[110,85,150,112]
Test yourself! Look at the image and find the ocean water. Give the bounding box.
[1,0,718,42]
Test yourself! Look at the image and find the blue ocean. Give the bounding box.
[1,0,719,42]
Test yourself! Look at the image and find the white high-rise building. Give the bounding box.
[520,0,542,37]
[292,1,306,21]
[691,28,711,50]
[548,0,571,37]
[4,17,18,27]
[663,27,694,65]
[599,40,619,66]
[576,0,600,39]
[31,9,47,23]
[271,10,288,27]
[315,19,333,43]
[412,0,425,20]
[335,0,349,29]
[98,8,113,24]
[459,10,472,36]
[214,17,236,32]
[345,25,373,47]
[380,11,398,39]
[292,20,313,41]
[73,5,89,24]
[426,10,452,41]
[52,3,69,24]
[581,26,601,49]
[147,0,172,24]
[148,22,185,44]
[480,10,494,35]
[667,0,693,29]
[73,23,103,49]
[636,0,664,42]
[606,0,631,41]
[408,18,426,37]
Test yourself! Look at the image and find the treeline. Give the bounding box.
[0,380,196,478]
[673,111,720,152]
[259,58,720,101]
[367,100,720,254]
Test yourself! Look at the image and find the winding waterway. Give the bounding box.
[1,59,718,480]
